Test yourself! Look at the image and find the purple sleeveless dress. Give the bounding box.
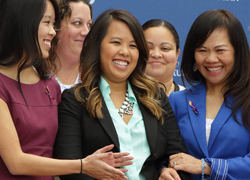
[0,73,61,180]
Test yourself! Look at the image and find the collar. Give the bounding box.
[99,76,136,103]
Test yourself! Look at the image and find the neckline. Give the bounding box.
[0,71,41,85]
[51,67,82,86]
[167,82,175,96]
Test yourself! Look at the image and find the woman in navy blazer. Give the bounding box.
[167,10,250,180]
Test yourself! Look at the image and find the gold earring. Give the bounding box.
[176,61,180,68]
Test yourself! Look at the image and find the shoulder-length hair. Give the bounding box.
[181,9,250,128]
[142,19,180,52]
[75,9,164,123]
[0,0,59,103]
[47,0,92,73]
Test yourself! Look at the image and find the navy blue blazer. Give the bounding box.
[169,83,250,180]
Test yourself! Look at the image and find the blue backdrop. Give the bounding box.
[90,0,250,86]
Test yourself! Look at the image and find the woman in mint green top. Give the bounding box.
[54,9,190,180]
[99,77,150,180]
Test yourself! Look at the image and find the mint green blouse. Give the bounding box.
[99,77,150,180]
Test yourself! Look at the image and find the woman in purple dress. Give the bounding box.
[0,0,130,179]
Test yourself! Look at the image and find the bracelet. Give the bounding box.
[80,159,82,174]
[201,158,206,180]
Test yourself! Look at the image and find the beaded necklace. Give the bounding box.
[118,91,134,119]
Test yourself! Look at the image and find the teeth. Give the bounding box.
[113,60,128,67]
[44,41,51,46]
[207,67,222,72]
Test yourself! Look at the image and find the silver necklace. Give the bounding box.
[118,91,134,119]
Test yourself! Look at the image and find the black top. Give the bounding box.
[174,81,181,91]
[53,87,190,180]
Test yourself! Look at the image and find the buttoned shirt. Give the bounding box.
[99,77,150,180]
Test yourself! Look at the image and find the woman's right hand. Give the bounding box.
[82,152,128,180]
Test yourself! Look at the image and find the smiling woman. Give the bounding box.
[168,9,250,180]
[0,1,130,180]
[53,9,190,180]
[194,28,235,87]
[142,19,185,97]
[38,3,56,59]
[100,20,139,86]
[47,0,93,92]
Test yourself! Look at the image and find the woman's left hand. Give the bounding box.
[93,144,133,172]
[169,153,202,174]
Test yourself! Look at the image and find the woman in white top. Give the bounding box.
[47,0,93,92]
[142,19,184,96]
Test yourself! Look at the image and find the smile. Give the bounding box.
[206,67,223,72]
[113,60,129,67]
[149,61,164,65]
[43,40,51,48]
[75,40,84,45]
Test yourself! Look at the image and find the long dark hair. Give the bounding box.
[0,0,60,102]
[181,9,250,128]
[75,9,164,122]
[142,19,180,52]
